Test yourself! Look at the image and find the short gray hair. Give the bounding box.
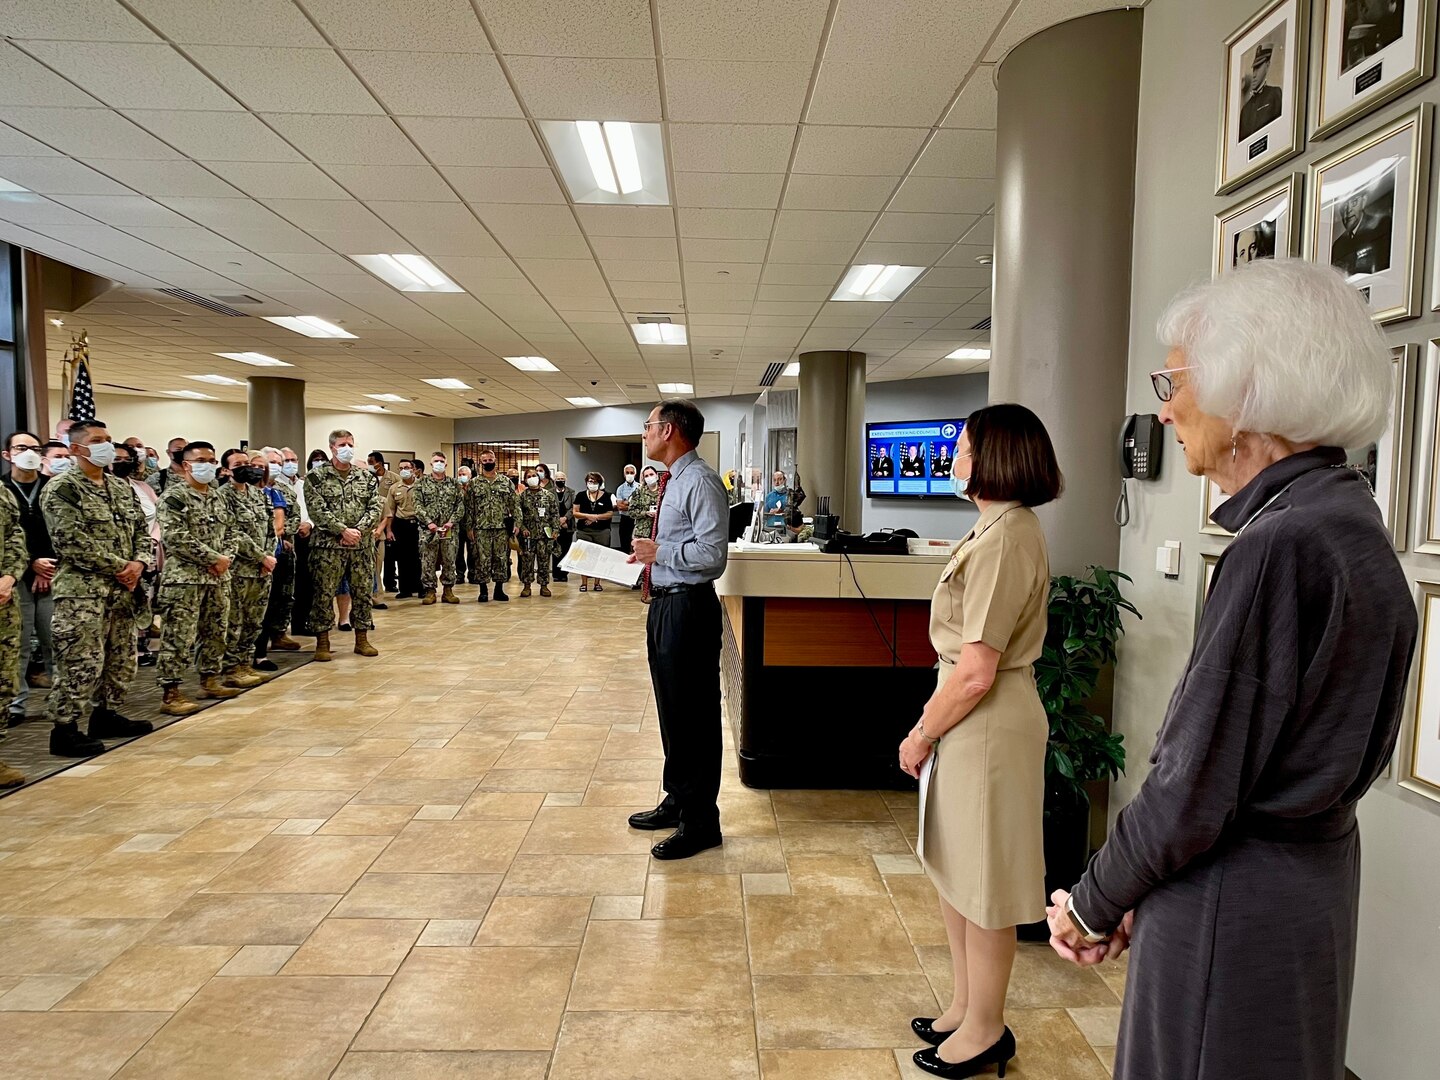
[327,429,353,446]
[1158,260,1391,448]
[259,445,282,461]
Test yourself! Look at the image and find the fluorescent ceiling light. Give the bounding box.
[0,177,28,193]
[422,377,472,390]
[351,254,462,293]
[50,318,64,327]
[186,374,245,386]
[215,351,292,367]
[366,393,410,402]
[945,347,991,361]
[263,315,356,339]
[782,362,800,377]
[164,390,215,400]
[504,356,559,372]
[657,382,693,394]
[631,323,687,345]
[830,264,926,302]
[352,404,386,412]
[537,119,669,205]
[567,396,602,407]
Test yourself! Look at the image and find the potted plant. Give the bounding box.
[1019,565,1137,940]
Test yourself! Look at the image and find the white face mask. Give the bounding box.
[335,445,355,464]
[952,472,969,500]
[283,462,299,478]
[11,449,42,472]
[400,469,413,481]
[190,461,217,485]
[58,432,70,447]
[432,461,446,473]
[458,475,470,485]
[587,482,600,493]
[267,462,283,479]
[526,476,539,488]
[310,459,325,472]
[48,457,72,474]
[624,472,636,482]
[644,474,658,487]
[773,482,785,491]
[85,441,117,468]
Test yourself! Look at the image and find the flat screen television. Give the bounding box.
[865,418,965,498]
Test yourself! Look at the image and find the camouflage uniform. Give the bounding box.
[517,483,559,586]
[156,482,232,684]
[0,486,27,708]
[304,463,382,632]
[40,468,152,722]
[467,472,517,584]
[630,481,659,541]
[263,476,300,640]
[413,474,464,595]
[458,481,481,584]
[221,483,274,670]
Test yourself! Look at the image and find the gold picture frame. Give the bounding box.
[1195,551,1222,636]
[1217,0,1309,195]
[1411,339,1440,553]
[1352,344,1418,551]
[1313,0,1437,140]
[1200,477,1235,538]
[1402,578,1440,803]
[1214,173,1304,278]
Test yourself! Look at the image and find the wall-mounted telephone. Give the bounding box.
[1119,413,1163,480]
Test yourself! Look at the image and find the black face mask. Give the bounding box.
[112,460,137,478]
[482,461,496,471]
[170,448,185,466]
[232,465,264,485]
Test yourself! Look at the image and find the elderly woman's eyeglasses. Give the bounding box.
[1149,365,1198,403]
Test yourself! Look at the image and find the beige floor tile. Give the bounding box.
[416,920,481,946]
[493,740,604,771]
[219,789,355,819]
[414,804,462,820]
[570,917,750,1011]
[771,791,894,822]
[643,873,743,918]
[477,769,593,793]
[747,894,920,975]
[786,855,887,896]
[885,875,949,947]
[166,817,283,852]
[454,791,546,820]
[145,892,340,946]
[1067,1005,1122,1047]
[760,1048,903,1079]
[273,817,327,835]
[0,917,157,977]
[500,854,650,896]
[476,895,593,945]
[203,835,390,894]
[217,944,298,976]
[597,730,664,760]
[1096,950,1128,999]
[255,758,391,791]
[0,974,87,1010]
[332,873,502,920]
[332,1051,550,1079]
[648,835,786,875]
[519,806,657,855]
[355,947,576,1051]
[1,833,125,871]
[717,792,780,836]
[547,723,611,741]
[378,748,506,780]
[1006,1008,1114,1079]
[115,975,387,1079]
[590,894,645,919]
[0,870,69,914]
[551,1009,759,1080]
[352,777,481,805]
[0,1011,170,1080]
[582,779,661,806]
[318,804,420,835]
[753,974,938,1049]
[337,738,418,758]
[19,850,239,919]
[54,944,236,1010]
[282,918,425,975]
[1093,1044,1117,1075]
[370,819,529,874]
[743,872,793,896]
[777,821,914,856]
[591,757,663,781]
[1008,944,1120,1010]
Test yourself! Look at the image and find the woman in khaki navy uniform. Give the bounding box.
[897,403,1061,1079]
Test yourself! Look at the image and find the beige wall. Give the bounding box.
[1118,4,1440,1078]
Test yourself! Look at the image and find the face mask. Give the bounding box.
[147,456,159,470]
[526,476,539,488]
[114,459,138,478]
[283,462,299,478]
[773,483,785,492]
[458,475,470,485]
[268,462,283,479]
[482,461,496,471]
[952,472,969,500]
[233,465,264,485]
[400,469,413,481]
[310,460,325,472]
[624,472,636,482]
[11,449,41,472]
[190,462,217,485]
[171,449,185,466]
[644,475,657,487]
[85,442,117,468]
[587,482,600,493]
[59,432,70,447]
[335,445,355,464]
[432,461,446,474]
[48,457,72,474]
[556,479,566,488]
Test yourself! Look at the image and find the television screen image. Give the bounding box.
[866,418,965,497]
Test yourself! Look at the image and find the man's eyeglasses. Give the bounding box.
[1149,365,1198,403]
[642,420,671,431]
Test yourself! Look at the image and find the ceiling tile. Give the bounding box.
[84,159,241,198]
[200,160,351,200]
[888,175,996,215]
[673,172,783,209]
[121,226,250,254]
[782,173,897,212]
[0,0,157,42]
[774,209,875,243]
[0,195,112,228]
[323,164,458,202]
[469,203,580,238]
[347,51,521,118]
[869,212,978,245]
[854,241,950,264]
[663,61,811,124]
[126,0,327,46]
[912,129,997,178]
[446,167,566,203]
[767,239,859,264]
[126,109,303,162]
[601,259,680,282]
[791,125,928,177]
[657,0,829,60]
[756,283,829,302]
[759,263,845,286]
[677,208,775,239]
[3,107,183,160]
[263,114,425,165]
[611,280,684,301]
[304,0,491,52]
[986,0,1129,63]
[681,237,768,263]
[0,122,62,157]
[573,205,674,237]
[962,216,995,246]
[506,56,661,121]
[399,117,545,168]
[590,235,678,261]
[667,123,795,174]
[0,43,103,108]
[49,194,193,227]
[918,266,992,290]
[945,66,998,129]
[500,233,592,259]
[807,64,960,127]
[260,197,378,232]
[751,300,821,317]
[0,156,131,195]
[481,0,655,58]
[359,202,506,256]
[828,0,1010,64]
[187,46,383,114]
[683,261,760,284]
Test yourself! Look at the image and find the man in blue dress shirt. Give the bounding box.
[626,399,730,859]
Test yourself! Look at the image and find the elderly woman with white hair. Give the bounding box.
[1046,260,1417,1080]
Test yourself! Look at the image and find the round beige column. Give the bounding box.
[797,350,866,531]
[247,376,305,455]
[991,9,1142,575]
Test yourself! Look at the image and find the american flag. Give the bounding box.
[68,335,95,422]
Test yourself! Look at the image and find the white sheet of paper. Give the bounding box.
[559,538,644,587]
[916,750,936,862]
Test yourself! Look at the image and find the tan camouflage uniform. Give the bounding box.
[156,481,232,684]
[221,482,274,670]
[0,486,28,711]
[517,483,559,586]
[304,463,382,631]
[467,472,517,584]
[413,473,464,595]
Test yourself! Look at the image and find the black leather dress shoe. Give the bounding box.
[651,826,722,861]
[627,805,681,831]
[912,1017,957,1046]
[88,707,153,739]
[50,722,105,758]
[913,1026,1016,1078]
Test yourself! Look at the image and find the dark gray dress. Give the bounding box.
[1072,448,1417,1080]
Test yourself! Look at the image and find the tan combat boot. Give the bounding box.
[313,632,333,662]
[200,675,242,699]
[237,663,274,683]
[161,684,204,717]
[0,759,26,788]
[520,583,532,597]
[222,665,264,690]
[271,633,302,651]
[421,592,437,606]
[354,630,379,657]
[539,584,552,597]
[441,586,459,604]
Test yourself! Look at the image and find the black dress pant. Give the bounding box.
[389,517,421,594]
[291,530,316,635]
[553,528,574,578]
[646,584,722,832]
[618,515,635,554]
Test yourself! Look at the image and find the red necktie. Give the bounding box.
[640,470,671,602]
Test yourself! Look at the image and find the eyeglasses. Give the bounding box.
[641,420,671,431]
[1149,365,1198,402]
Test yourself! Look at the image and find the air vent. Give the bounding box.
[100,382,147,393]
[971,316,992,332]
[467,401,491,410]
[634,314,674,324]
[212,294,263,306]
[413,411,436,418]
[625,383,648,390]
[157,288,250,317]
[759,362,786,388]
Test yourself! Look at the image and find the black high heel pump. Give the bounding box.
[912,1025,1016,1078]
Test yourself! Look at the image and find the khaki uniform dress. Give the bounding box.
[923,500,1049,929]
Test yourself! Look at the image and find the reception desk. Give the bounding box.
[716,543,950,789]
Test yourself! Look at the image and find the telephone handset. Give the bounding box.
[1119,413,1163,480]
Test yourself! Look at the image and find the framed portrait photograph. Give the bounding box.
[1200,478,1235,538]
[1411,339,1440,553]
[1343,343,1417,549]
[1306,104,1431,324]
[1195,552,1222,634]
[1214,173,1303,277]
[1314,0,1437,139]
[1218,0,1309,194]
[1402,578,1440,803]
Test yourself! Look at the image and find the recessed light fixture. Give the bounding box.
[632,323,687,346]
[783,362,800,377]
[945,347,991,361]
[351,254,462,294]
[504,356,559,372]
[215,351,293,367]
[830,264,926,302]
[566,396,602,408]
[365,393,411,403]
[352,404,386,413]
[50,318,63,327]
[657,382,693,394]
[164,389,215,400]
[186,374,246,386]
[0,177,28,194]
[422,378,472,390]
[538,120,669,205]
[263,315,356,339]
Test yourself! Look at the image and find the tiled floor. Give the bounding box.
[0,583,1123,1079]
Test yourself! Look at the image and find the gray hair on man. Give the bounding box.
[1157,260,1391,450]
[259,445,282,461]
[327,429,353,445]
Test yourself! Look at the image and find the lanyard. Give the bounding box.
[1232,467,1340,538]
[9,477,40,512]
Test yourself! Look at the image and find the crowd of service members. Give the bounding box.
[0,419,656,787]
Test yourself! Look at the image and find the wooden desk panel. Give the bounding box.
[762,598,937,668]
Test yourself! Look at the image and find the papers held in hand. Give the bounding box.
[559,539,644,587]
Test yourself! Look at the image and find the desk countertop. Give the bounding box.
[718,543,947,600]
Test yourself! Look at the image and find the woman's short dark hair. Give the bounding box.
[964,403,1063,507]
[585,471,604,485]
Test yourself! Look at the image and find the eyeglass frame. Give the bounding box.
[1149,365,1199,402]
[641,419,672,432]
